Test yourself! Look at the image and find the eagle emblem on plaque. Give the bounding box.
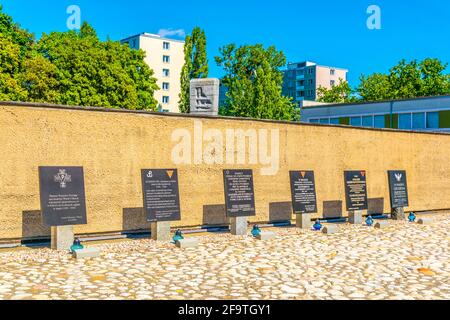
[54,169,71,188]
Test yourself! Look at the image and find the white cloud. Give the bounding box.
[157,28,186,38]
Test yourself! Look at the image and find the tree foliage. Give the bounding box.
[215,44,299,121]
[179,27,208,113]
[0,7,159,110]
[317,78,356,103]
[36,23,159,109]
[314,58,450,103]
[0,5,32,101]
[358,59,450,101]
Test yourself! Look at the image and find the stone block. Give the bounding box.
[296,213,312,229]
[348,210,363,224]
[322,225,338,234]
[230,216,247,236]
[374,221,389,229]
[72,247,101,259]
[417,218,432,225]
[391,207,405,220]
[151,221,171,242]
[190,78,220,115]
[175,238,199,248]
[51,225,74,251]
[256,232,276,240]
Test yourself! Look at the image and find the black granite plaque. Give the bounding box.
[39,166,87,226]
[141,169,181,222]
[223,169,256,217]
[344,171,368,211]
[289,171,317,214]
[388,170,409,208]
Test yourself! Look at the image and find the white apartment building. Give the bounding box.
[282,61,348,105]
[121,33,185,113]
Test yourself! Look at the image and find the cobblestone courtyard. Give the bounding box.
[0,213,449,300]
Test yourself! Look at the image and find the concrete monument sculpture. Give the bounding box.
[190,78,220,116]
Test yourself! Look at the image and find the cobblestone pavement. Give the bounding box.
[0,214,449,300]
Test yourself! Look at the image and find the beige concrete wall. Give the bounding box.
[1,102,450,240]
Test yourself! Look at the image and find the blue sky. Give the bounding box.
[1,0,449,87]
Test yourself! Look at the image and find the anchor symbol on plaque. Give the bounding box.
[54,169,71,188]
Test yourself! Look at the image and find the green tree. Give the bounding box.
[1,8,158,108]
[215,44,299,121]
[20,53,59,103]
[0,33,27,101]
[36,22,159,109]
[179,27,208,113]
[358,58,450,101]
[357,73,391,101]
[319,58,450,103]
[317,79,356,103]
[411,58,449,96]
[0,5,33,58]
[0,6,33,101]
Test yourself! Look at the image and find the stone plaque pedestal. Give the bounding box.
[296,213,312,229]
[230,217,247,235]
[391,207,405,220]
[418,218,431,225]
[322,225,338,234]
[151,221,171,242]
[51,225,74,251]
[348,210,363,224]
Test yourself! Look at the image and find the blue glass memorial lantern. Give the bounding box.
[70,238,84,253]
[251,225,261,237]
[365,215,374,227]
[408,212,416,223]
[172,229,184,242]
[313,220,322,231]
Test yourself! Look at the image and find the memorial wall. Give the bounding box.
[1,101,450,241]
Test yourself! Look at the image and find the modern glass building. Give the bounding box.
[301,95,450,132]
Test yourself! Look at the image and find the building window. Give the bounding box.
[426,112,439,128]
[163,55,170,63]
[299,91,305,96]
[319,118,330,124]
[308,79,314,85]
[412,112,425,129]
[162,82,170,90]
[362,115,373,127]
[374,115,385,128]
[330,69,335,75]
[162,96,170,104]
[163,69,170,77]
[350,116,362,127]
[330,80,335,86]
[309,119,320,123]
[163,42,170,50]
[399,113,412,130]
[330,118,340,125]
